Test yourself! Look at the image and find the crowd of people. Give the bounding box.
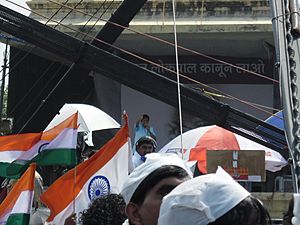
[64,152,274,225]
[76,114,290,225]
[0,113,295,225]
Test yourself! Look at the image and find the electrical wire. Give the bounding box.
[3,0,279,87]
[202,89,282,111]
[0,0,73,119]
[171,0,184,157]
[1,0,280,121]
[1,0,279,84]
[45,0,279,84]
[0,0,71,77]
[9,0,81,128]
[39,0,283,119]
[16,0,115,132]
[5,0,115,129]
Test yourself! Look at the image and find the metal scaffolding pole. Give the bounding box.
[0,38,8,119]
[270,0,300,192]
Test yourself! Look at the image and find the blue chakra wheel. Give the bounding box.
[88,175,110,201]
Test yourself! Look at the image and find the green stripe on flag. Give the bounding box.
[6,213,30,225]
[34,148,77,166]
[0,162,26,179]
[0,149,77,178]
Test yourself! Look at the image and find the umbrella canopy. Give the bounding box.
[159,125,288,173]
[44,103,120,132]
[257,110,285,147]
[265,110,284,130]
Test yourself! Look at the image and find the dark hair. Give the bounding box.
[130,165,189,205]
[142,114,150,121]
[136,136,157,150]
[80,194,126,225]
[209,196,272,225]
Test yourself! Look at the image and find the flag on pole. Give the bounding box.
[0,113,78,178]
[35,112,78,166]
[40,115,130,225]
[0,163,36,225]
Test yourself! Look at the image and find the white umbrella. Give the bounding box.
[44,103,120,132]
[159,125,288,172]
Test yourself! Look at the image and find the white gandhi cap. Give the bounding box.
[121,152,193,204]
[158,167,250,225]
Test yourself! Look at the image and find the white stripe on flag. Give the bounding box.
[0,190,33,223]
[44,128,77,150]
[11,190,33,214]
[0,140,48,163]
[0,128,76,163]
[0,151,24,163]
[17,140,49,161]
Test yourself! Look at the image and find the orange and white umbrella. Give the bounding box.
[159,125,288,173]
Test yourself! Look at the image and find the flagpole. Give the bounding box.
[39,116,130,224]
[70,154,77,224]
[72,119,79,222]
[72,114,80,219]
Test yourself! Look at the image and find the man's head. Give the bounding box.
[136,136,157,156]
[158,167,271,225]
[141,114,150,128]
[80,193,126,225]
[209,195,271,225]
[121,153,192,225]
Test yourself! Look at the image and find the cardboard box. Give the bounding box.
[207,150,265,182]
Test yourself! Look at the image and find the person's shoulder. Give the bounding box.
[135,123,143,129]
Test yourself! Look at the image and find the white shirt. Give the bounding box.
[132,152,146,168]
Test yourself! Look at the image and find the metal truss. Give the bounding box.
[0,4,287,157]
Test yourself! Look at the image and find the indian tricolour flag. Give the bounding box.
[40,115,130,225]
[0,113,78,178]
[0,163,36,225]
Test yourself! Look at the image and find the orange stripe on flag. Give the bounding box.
[40,121,128,222]
[0,113,78,152]
[0,163,36,216]
[41,112,78,141]
[0,133,42,152]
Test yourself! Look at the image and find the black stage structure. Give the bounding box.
[0,3,288,160]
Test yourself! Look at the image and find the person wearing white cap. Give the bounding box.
[158,167,271,225]
[121,153,193,225]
